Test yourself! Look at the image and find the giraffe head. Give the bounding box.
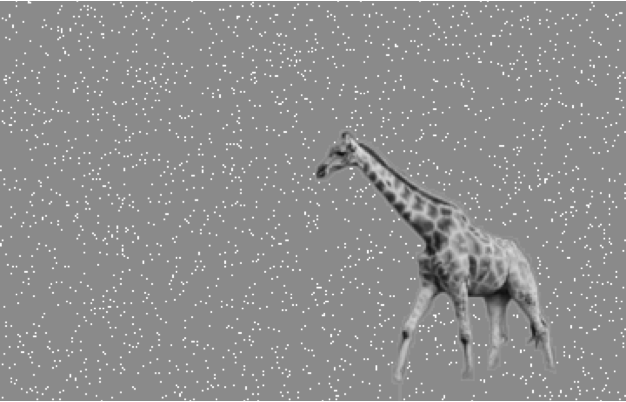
[316,130,362,179]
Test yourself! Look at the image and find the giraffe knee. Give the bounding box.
[460,335,471,346]
[528,322,548,345]
[531,321,547,333]
[512,288,537,306]
[459,330,472,345]
[534,328,549,345]
[401,329,410,342]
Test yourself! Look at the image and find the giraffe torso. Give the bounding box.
[421,211,518,297]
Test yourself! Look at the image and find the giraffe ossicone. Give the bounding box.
[316,129,556,383]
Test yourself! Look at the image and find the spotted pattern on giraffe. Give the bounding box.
[437,264,451,285]
[428,204,439,220]
[495,259,505,277]
[433,230,448,251]
[393,201,405,213]
[457,213,468,224]
[402,186,411,200]
[413,194,425,211]
[469,255,478,278]
[494,245,503,257]
[476,258,490,282]
[418,257,438,288]
[469,234,482,255]
[437,217,454,233]
[480,256,491,270]
[442,249,453,265]
[484,270,497,287]
[453,233,469,254]
[412,216,434,236]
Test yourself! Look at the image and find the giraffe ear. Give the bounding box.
[341,130,354,140]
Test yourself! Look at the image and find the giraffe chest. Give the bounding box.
[424,242,510,296]
[424,251,469,293]
[466,248,511,296]
[467,263,508,296]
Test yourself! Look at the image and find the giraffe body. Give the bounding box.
[316,130,556,384]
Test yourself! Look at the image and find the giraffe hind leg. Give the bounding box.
[507,265,556,372]
[520,303,556,372]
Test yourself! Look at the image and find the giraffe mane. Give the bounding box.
[358,142,456,208]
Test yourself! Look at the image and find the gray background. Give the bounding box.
[0,1,624,400]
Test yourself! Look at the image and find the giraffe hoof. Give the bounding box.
[392,371,404,385]
[461,369,475,381]
[488,346,501,369]
[488,354,501,370]
[545,360,557,373]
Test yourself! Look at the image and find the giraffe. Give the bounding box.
[316,130,556,384]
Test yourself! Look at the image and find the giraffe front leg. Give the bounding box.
[393,280,438,385]
[450,280,474,380]
[484,292,511,370]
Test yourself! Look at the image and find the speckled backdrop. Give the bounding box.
[0,2,624,400]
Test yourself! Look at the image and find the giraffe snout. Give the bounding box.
[316,165,327,179]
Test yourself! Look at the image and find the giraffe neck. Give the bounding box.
[357,143,457,255]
